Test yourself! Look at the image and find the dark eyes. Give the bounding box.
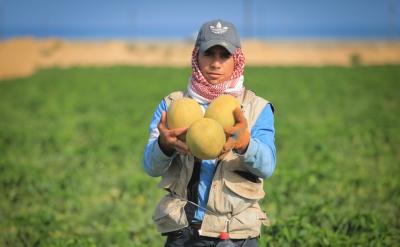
[221,52,232,59]
[204,51,232,59]
[204,51,212,56]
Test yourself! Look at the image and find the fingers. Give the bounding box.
[224,108,247,136]
[157,111,168,132]
[218,150,229,160]
[218,137,236,159]
[174,139,189,153]
[234,130,250,153]
[224,126,239,136]
[233,107,248,129]
[176,147,189,155]
[233,107,245,122]
[223,137,236,153]
[171,127,188,137]
[157,111,191,155]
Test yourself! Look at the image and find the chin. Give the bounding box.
[207,78,225,85]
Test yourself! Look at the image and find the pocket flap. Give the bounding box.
[153,195,186,221]
[223,169,265,200]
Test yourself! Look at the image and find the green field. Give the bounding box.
[1,65,399,246]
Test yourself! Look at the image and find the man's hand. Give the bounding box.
[158,111,189,156]
[219,107,250,159]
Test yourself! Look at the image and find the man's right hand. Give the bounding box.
[157,111,189,156]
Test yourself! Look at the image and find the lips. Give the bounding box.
[207,72,223,79]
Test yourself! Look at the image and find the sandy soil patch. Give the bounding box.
[1,37,399,80]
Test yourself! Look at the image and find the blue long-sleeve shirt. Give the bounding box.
[143,98,276,221]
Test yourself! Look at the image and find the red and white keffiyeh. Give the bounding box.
[188,47,245,103]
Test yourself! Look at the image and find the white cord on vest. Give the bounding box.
[169,191,220,216]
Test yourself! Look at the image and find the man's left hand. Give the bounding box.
[219,107,250,159]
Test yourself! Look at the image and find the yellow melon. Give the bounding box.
[167,98,203,129]
[186,118,226,160]
[205,94,240,128]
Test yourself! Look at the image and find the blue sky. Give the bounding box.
[1,0,399,39]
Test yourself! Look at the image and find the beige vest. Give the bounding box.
[152,90,271,239]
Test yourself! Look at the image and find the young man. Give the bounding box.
[143,19,276,247]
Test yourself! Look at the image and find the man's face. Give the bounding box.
[198,45,234,85]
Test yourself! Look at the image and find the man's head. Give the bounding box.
[195,19,241,55]
[194,20,242,84]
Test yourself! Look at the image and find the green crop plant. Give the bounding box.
[1,65,399,246]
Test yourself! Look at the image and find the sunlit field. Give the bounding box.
[1,66,399,246]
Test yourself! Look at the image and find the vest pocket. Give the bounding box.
[223,169,265,201]
[153,194,189,233]
[218,168,265,216]
[229,205,265,236]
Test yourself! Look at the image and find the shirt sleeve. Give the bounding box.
[239,104,276,179]
[142,99,176,177]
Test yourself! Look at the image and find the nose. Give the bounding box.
[210,56,222,69]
